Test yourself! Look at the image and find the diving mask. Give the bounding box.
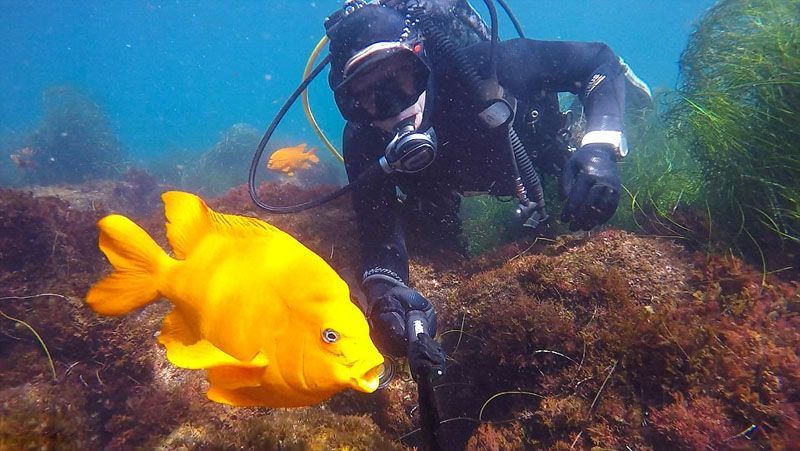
[334,41,430,123]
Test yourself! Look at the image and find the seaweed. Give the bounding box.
[460,195,520,256]
[649,394,737,450]
[671,0,800,253]
[0,189,105,289]
[2,179,799,449]
[186,123,262,196]
[149,409,406,450]
[465,422,526,450]
[19,86,126,185]
[423,230,799,449]
[612,91,706,245]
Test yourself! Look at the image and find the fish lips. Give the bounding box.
[349,356,386,393]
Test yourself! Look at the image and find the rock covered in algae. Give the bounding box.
[1,183,798,449]
[16,85,126,185]
[0,185,400,450]
[419,230,800,449]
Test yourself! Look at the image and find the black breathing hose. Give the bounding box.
[411,0,546,222]
[495,0,525,38]
[248,54,357,213]
[509,125,545,210]
[408,0,498,90]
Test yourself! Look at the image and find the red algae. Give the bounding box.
[1,182,798,450]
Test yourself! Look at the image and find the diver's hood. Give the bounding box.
[327,4,431,123]
[327,4,416,88]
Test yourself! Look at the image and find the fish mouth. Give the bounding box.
[350,358,385,393]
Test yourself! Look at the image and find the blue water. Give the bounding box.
[1,0,715,161]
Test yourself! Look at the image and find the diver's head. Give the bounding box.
[328,4,430,128]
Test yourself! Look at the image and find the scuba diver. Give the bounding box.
[328,0,633,366]
[321,0,631,369]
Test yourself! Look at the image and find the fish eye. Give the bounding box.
[322,328,340,344]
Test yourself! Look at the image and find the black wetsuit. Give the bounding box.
[344,38,626,284]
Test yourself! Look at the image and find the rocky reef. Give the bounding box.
[1,182,797,450]
[10,86,127,186]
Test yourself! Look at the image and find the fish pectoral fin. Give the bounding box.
[207,362,266,390]
[163,338,241,370]
[158,310,241,369]
[206,386,266,407]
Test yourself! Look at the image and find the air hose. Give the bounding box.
[408,0,547,227]
[407,0,494,94]
[509,126,547,225]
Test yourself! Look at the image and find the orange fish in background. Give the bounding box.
[267,143,319,177]
[9,147,37,170]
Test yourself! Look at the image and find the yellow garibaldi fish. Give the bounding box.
[85,191,384,407]
[266,143,320,177]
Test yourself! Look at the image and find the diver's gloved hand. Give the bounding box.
[560,143,621,231]
[408,333,446,381]
[364,280,438,357]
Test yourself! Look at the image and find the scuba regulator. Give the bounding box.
[380,116,438,174]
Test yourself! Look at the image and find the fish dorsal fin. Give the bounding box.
[297,143,307,152]
[163,191,282,259]
[163,191,214,259]
[207,209,282,239]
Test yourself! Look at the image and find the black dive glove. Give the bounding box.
[364,280,439,358]
[560,144,621,231]
[408,332,446,381]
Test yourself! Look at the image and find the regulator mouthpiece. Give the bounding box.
[379,117,438,174]
[377,359,396,389]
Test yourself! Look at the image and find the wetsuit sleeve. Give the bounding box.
[343,122,410,286]
[467,39,626,134]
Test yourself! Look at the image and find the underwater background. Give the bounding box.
[2,1,713,160]
[2,1,799,450]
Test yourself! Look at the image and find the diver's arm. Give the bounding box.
[345,123,438,357]
[343,122,410,286]
[469,39,626,147]
[468,39,626,230]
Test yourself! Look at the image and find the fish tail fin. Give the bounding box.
[86,214,173,316]
[309,149,319,164]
